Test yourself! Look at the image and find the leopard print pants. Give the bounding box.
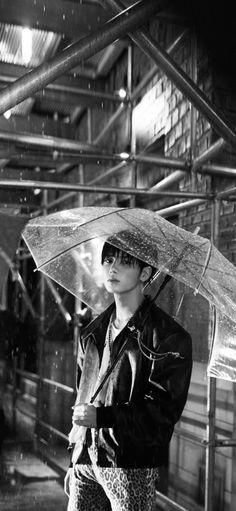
[67,457,159,511]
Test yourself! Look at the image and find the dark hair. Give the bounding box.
[101,241,156,279]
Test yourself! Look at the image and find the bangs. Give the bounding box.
[101,242,139,267]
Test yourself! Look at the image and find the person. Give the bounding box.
[64,239,192,511]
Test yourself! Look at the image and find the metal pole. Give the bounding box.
[216,186,236,200]
[43,83,125,104]
[45,277,72,324]
[105,0,236,149]
[40,158,236,213]
[44,162,129,211]
[0,178,212,199]
[230,381,236,510]
[87,109,92,144]
[0,247,37,318]
[54,152,188,167]
[127,43,137,209]
[45,140,224,172]
[41,151,235,212]
[94,29,187,145]
[189,31,198,190]
[133,154,187,169]
[12,356,17,432]
[202,164,236,177]
[127,43,133,147]
[192,139,226,171]
[130,30,188,103]
[205,199,220,511]
[89,161,129,184]
[54,152,129,163]
[156,198,207,217]
[0,0,164,115]
[0,71,125,104]
[74,165,85,357]
[106,0,236,146]
[151,170,186,191]
[0,130,97,153]
[149,138,226,191]
[93,104,126,145]
[36,190,47,449]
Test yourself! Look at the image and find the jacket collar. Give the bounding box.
[82,302,115,341]
[82,295,154,342]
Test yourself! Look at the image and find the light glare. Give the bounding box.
[118,88,127,99]
[3,109,11,119]
[120,152,130,160]
[22,27,32,64]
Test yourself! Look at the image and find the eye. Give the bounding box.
[103,256,114,265]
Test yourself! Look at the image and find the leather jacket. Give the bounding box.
[72,296,192,468]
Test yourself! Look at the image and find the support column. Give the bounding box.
[204,199,220,511]
[230,385,236,510]
[74,164,85,358]
[127,43,136,209]
[189,31,198,190]
[36,190,48,448]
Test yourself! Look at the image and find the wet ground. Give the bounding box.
[0,435,68,511]
[0,434,165,511]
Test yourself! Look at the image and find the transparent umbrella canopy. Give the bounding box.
[22,206,236,381]
[23,206,236,318]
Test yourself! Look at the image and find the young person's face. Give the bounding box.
[102,253,147,295]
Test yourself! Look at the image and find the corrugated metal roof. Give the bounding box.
[0,23,62,116]
[0,23,61,68]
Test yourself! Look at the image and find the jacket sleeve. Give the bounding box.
[97,331,192,448]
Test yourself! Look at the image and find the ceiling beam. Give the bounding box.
[0,114,76,140]
[0,130,98,153]
[0,62,122,106]
[0,0,163,115]
[0,62,106,90]
[0,0,109,38]
[0,178,211,199]
[34,86,122,107]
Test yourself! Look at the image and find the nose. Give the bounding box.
[109,257,118,272]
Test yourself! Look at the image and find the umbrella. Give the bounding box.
[22,206,236,380]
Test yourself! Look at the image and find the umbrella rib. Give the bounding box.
[150,222,217,301]
[116,212,208,299]
[35,232,106,270]
[35,207,132,270]
[194,242,213,295]
[116,212,232,313]
[117,211,206,278]
[32,207,236,321]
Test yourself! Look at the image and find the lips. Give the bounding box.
[108,278,119,283]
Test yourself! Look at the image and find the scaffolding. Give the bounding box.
[0,1,236,510]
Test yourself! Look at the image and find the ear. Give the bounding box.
[140,266,152,283]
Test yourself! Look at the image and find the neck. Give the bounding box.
[113,287,144,324]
